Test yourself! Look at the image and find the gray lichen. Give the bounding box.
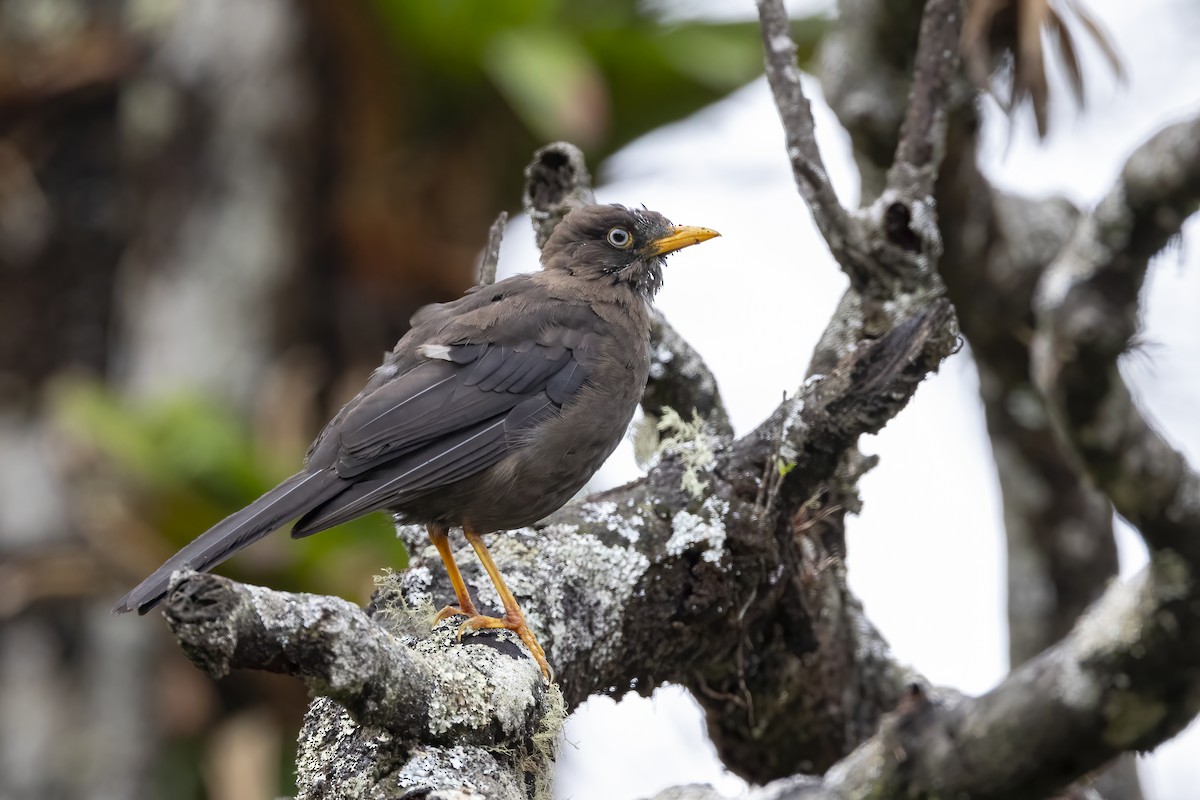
[523,525,651,673]
[394,745,525,799]
[655,407,718,499]
[666,496,730,565]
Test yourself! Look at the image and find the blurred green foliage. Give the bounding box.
[370,0,828,151]
[54,379,404,603]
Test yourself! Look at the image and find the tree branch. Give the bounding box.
[163,571,547,737]
[643,309,732,437]
[162,574,560,800]
[657,541,1200,799]
[756,0,853,261]
[478,210,507,286]
[759,0,959,315]
[887,0,964,200]
[522,141,596,249]
[1034,116,1200,559]
[819,2,1151,796]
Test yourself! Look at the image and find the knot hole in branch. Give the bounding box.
[884,201,922,253]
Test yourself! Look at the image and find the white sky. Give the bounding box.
[496,1,1200,797]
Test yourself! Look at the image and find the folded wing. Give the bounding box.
[290,324,593,537]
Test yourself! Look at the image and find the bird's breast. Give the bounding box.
[453,331,650,532]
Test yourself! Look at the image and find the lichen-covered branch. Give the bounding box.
[819,0,1126,684]
[823,0,1124,658]
[478,210,507,286]
[818,3,1154,797]
[837,551,1200,799]
[756,0,854,262]
[1033,116,1200,559]
[886,0,963,200]
[655,542,1200,799]
[643,309,732,438]
[162,573,560,799]
[522,141,596,249]
[759,0,955,318]
[161,571,547,739]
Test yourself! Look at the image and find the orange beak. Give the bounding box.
[643,225,721,257]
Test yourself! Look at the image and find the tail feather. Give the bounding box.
[112,470,343,614]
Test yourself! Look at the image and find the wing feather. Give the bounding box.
[464,345,508,387]
[292,414,512,537]
[546,360,585,404]
[294,299,608,529]
[334,341,584,477]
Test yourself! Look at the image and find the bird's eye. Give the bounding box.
[606,227,633,249]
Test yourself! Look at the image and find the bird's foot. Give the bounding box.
[433,601,479,625]
[458,611,553,683]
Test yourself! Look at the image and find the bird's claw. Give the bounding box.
[433,602,478,625]
[457,612,553,683]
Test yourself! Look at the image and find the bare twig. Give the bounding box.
[755,0,854,259]
[854,0,963,286]
[759,0,958,300]
[478,210,507,286]
[887,0,964,199]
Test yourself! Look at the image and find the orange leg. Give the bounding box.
[428,524,480,623]
[459,527,553,683]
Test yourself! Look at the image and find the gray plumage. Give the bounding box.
[114,204,717,615]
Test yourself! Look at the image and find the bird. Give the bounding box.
[114,203,719,681]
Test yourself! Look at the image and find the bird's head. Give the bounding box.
[541,204,719,299]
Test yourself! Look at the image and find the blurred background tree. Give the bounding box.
[0,0,823,797]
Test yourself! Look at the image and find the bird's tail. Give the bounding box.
[112,469,343,614]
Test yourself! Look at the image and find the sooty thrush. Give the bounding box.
[114,203,719,680]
